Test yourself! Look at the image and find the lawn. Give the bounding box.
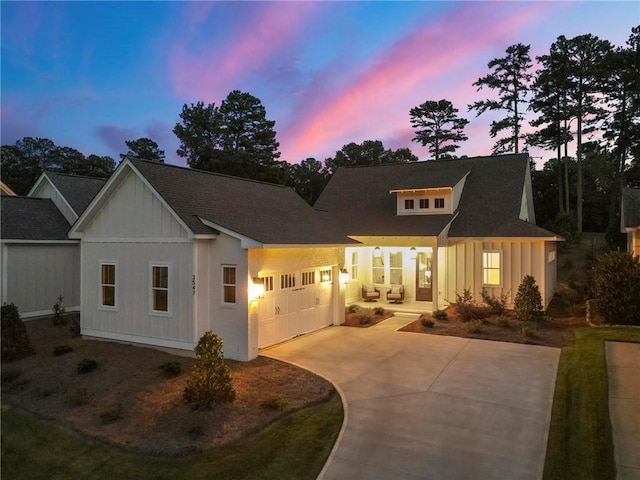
[1,393,343,480]
[543,327,640,480]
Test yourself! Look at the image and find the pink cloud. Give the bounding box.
[279,2,556,162]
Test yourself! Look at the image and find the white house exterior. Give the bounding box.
[69,159,353,361]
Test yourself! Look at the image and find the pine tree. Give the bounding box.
[410,99,469,160]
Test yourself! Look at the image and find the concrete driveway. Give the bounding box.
[262,315,560,480]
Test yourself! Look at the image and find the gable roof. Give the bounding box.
[315,154,559,239]
[32,172,107,217]
[1,197,72,241]
[622,187,640,229]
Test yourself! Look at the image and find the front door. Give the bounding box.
[416,252,433,301]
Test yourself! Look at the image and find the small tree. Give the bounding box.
[1,303,35,362]
[52,295,66,326]
[183,331,235,410]
[593,251,640,325]
[514,275,544,322]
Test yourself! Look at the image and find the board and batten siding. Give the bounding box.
[443,240,555,309]
[1,243,80,317]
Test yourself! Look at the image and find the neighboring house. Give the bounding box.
[68,158,355,361]
[0,172,105,317]
[621,187,640,255]
[315,153,561,311]
[1,181,17,196]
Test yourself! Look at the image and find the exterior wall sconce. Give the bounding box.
[250,277,264,301]
[373,246,382,258]
[409,247,417,260]
[339,268,349,285]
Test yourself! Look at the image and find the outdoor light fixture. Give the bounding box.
[409,247,417,260]
[339,268,349,285]
[373,246,382,258]
[250,277,264,301]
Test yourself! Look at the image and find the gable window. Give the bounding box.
[320,269,332,283]
[435,198,445,209]
[302,271,315,286]
[404,199,414,210]
[222,266,236,304]
[482,251,502,286]
[280,273,296,289]
[100,263,116,308]
[419,199,429,209]
[350,251,358,280]
[151,265,169,312]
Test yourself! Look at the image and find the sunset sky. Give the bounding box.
[1,1,637,168]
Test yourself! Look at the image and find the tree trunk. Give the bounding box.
[563,120,570,215]
[577,111,583,234]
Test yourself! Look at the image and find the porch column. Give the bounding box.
[432,245,438,311]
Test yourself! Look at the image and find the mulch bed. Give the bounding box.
[342,306,395,327]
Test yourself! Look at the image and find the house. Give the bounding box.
[315,153,561,311]
[1,181,17,196]
[621,187,640,255]
[0,172,105,317]
[68,158,355,361]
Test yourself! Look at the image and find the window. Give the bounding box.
[222,266,236,304]
[419,198,429,209]
[372,250,385,284]
[320,269,332,283]
[302,271,315,286]
[151,265,169,312]
[482,251,502,286]
[263,276,274,292]
[548,250,556,263]
[404,199,414,210]
[280,273,295,289]
[350,251,358,280]
[434,198,445,209]
[389,251,403,284]
[101,263,116,307]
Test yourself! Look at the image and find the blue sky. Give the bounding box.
[1,1,638,167]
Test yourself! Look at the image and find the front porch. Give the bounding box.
[348,298,434,315]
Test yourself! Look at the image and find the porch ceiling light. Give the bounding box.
[373,246,382,258]
[409,247,417,260]
[339,268,349,285]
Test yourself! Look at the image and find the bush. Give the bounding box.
[421,318,435,328]
[77,358,98,374]
[160,361,182,377]
[433,310,448,321]
[495,315,511,328]
[260,394,289,410]
[100,403,124,424]
[453,289,489,322]
[555,282,586,309]
[465,320,484,333]
[346,305,358,314]
[480,289,508,315]
[514,275,544,322]
[183,331,236,410]
[455,288,474,306]
[68,387,92,406]
[52,295,66,326]
[53,345,73,356]
[1,303,35,363]
[373,306,385,316]
[592,251,640,325]
[521,324,536,337]
[357,313,373,325]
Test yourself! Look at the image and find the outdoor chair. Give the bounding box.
[362,285,381,302]
[387,285,405,304]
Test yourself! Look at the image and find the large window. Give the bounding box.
[101,263,116,308]
[482,251,502,286]
[222,266,236,304]
[372,250,385,284]
[151,265,169,312]
[389,251,403,284]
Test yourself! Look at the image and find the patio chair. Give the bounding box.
[387,285,405,304]
[362,285,381,302]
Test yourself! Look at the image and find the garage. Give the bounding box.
[257,267,334,348]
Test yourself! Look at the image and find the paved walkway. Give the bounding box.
[606,342,640,480]
[263,316,560,480]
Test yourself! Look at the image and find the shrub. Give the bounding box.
[53,345,73,356]
[160,361,182,377]
[183,331,236,410]
[346,305,358,314]
[357,313,373,325]
[68,387,92,406]
[480,289,508,315]
[465,320,484,333]
[373,306,385,316]
[555,282,586,309]
[260,394,289,410]
[592,251,640,325]
[69,313,81,337]
[495,316,511,328]
[433,310,448,321]
[514,275,544,322]
[453,289,489,322]
[77,358,98,374]
[521,324,536,337]
[52,295,67,326]
[455,288,474,306]
[1,303,35,363]
[100,403,124,424]
[421,318,435,328]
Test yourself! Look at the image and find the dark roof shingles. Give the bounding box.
[1,197,72,240]
[46,172,106,215]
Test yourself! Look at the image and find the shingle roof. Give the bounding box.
[1,197,72,241]
[315,154,558,239]
[622,187,640,228]
[45,172,106,215]
[129,159,355,245]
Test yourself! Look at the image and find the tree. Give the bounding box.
[324,140,418,176]
[120,137,165,163]
[593,251,640,325]
[173,101,221,171]
[287,158,329,205]
[469,43,532,154]
[514,275,544,322]
[410,99,469,160]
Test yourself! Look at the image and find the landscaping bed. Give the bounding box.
[342,306,394,327]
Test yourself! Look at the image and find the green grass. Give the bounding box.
[543,327,640,480]
[1,394,343,480]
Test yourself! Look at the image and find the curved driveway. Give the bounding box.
[262,315,560,480]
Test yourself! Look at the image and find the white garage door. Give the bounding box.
[258,268,334,349]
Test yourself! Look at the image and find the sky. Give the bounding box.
[1,1,638,169]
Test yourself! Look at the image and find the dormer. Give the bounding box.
[390,170,469,216]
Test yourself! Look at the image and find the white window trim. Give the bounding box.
[99,261,118,312]
[222,264,237,307]
[371,250,403,286]
[149,262,172,317]
[350,251,359,280]
[482,250,503,287]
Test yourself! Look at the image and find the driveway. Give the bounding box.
[262,315,560,480]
